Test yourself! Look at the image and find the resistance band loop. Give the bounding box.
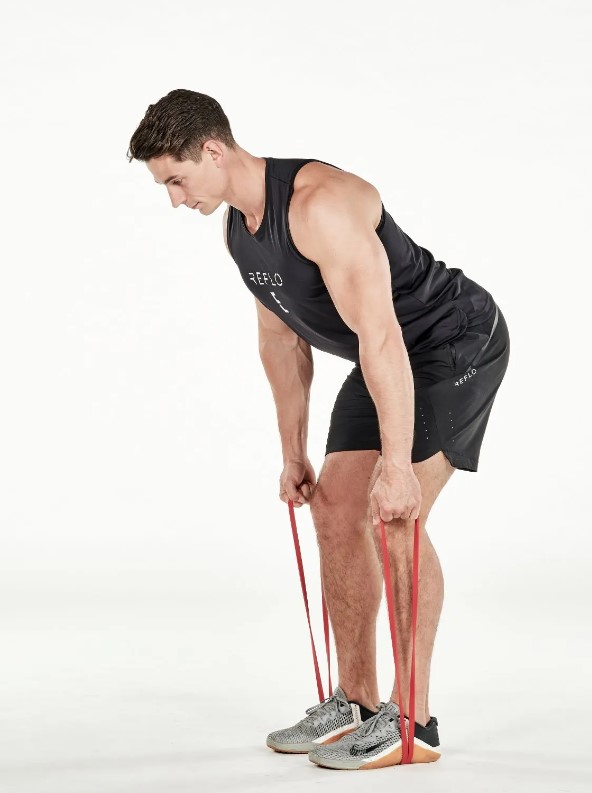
[288,499,419,765]
[379,515,419,764]
[288,499,332,703]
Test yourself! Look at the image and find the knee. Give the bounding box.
[310,483,366,540]
[309,482,336,526]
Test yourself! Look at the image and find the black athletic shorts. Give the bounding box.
[325,304,510,472]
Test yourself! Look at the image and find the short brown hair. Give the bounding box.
[127,89,237,164]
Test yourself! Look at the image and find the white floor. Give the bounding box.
[0,578,589,793]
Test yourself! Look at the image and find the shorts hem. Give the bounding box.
[325,444,381,456]
[325,444,479,472]
[441,448,479,472]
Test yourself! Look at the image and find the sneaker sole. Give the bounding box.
[309,739,442,769]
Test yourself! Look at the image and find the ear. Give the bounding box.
[203,140,225,165]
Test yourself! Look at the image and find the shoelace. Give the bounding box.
[305,694,338,716]
[288,499,419,764]
[303,694,344,724]
[355,702,401,739]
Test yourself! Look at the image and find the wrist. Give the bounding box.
[283,452,309,465]
[381,455,412,473]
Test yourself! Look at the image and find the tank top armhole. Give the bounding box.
[375,203,386,235]
[285,161,324,267]
[285,161,387,266]
[225,204,235,258]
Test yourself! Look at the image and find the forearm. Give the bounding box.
[258,335,313,463]
[359,333,414,471]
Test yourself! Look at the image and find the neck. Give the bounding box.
[224,148,267,229]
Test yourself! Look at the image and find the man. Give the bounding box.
[127,89,510,771]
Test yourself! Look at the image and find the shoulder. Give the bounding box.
[289,162,383,260]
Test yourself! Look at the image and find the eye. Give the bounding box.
[172,179,183,186]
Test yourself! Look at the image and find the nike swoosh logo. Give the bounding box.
[351,738,389,755]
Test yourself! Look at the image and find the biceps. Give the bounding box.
[255,296,298,341]
[329,240,401,343]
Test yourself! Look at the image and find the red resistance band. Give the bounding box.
[287,499,419,765]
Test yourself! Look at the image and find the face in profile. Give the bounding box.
[146,147,227,215]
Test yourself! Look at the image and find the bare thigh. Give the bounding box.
[309,450,381,526]
[309,449,455,533]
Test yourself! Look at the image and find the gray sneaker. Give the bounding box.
[266,685,364,753]
[308,701,442,769]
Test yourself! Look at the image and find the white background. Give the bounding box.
[1,1,590,791]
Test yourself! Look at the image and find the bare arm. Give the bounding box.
[290,184,413,472]
[222,205,313,465]
[289,183,420,521]
[255,299,314,464]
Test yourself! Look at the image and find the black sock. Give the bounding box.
[349,700,378,721]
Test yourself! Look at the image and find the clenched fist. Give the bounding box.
[279,458,317,508]
[370,463,421,524]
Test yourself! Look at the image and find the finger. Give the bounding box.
[377,507,394,526]
[300,482,312,501]
[284,482,301,502]
[293,490,306,505]
[279,488,296,505]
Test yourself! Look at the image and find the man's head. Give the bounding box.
[127,89,238,214]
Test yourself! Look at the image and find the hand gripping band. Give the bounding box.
[287,499,420,764]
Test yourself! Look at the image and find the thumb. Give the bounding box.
[371,496,381,526]
[300,482,313,501]
[285,481,302,503]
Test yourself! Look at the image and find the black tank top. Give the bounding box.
[226,157,496,364]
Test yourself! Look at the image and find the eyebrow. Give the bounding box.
[154,175,181,185]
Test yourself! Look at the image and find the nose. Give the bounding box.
[166,185,187,209]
